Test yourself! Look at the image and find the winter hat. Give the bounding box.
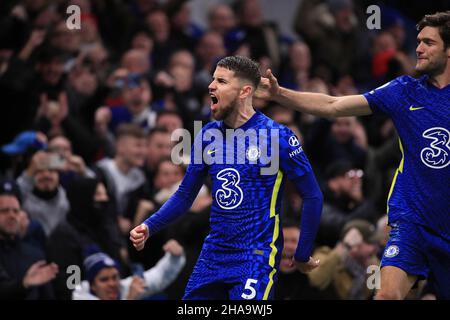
[83,245,119,283]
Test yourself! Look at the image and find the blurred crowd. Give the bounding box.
[1,0,446,300]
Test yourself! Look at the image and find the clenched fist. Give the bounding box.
[129,224,149,251]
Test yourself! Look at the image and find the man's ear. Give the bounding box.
[239,84,254,99]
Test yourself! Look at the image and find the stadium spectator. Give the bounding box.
[279,41,312,91]
[195,31,226,88]
[231,0,283,69]
[145,9,178,71]
[47,177,124,300]
[208,3,237,38]
[167,0,204,52]
[294,0,370,82]
[1,131,48,179]
[1,0,446,301]
[144,127,173,193]
[0,179,58,299]
[34,90,100,163]
[95,124,149,236]
[72,239,186,300]
[275,220,324,299]
[16,151,70,237]
[305,117,368,180]
[121,49,151,76]
[317,161,378,247]
[47,135,96,187]
[107,73,157,134]
[308,219,380,299]
[155,110,184,134]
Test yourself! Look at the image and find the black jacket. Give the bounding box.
[0,236,54,299]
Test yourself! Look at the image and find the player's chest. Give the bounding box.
[397,90,449,131]
[396,92,450,169]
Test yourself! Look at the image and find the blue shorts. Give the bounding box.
[381,221,450,299]
[183,249,278,300]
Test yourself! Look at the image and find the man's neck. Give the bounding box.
[429,64,450,88]
[115,157,131,174]
[224,101,256,129]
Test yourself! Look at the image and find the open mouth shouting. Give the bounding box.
[210,93,219,111]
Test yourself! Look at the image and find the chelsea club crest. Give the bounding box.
[246,145,261,161]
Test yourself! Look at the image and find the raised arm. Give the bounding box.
[256,69,372,117]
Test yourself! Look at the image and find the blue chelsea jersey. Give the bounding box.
[144,110,322,264]
[189,111,313,256]
[364,75,450,240]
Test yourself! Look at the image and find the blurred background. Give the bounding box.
[0,0,448,300]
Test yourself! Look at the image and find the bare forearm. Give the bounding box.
[273,87,371,117]
[274,87,338,117]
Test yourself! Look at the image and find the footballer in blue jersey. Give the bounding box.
[130,56,323,300]
[256,12,450,299]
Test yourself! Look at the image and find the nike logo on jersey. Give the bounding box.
[409,105,425,111]
[207,148,217,155]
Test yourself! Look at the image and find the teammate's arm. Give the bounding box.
[256,69,372,117]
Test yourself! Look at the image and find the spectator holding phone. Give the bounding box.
[47,135,96,187]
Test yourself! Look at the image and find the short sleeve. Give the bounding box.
[363,76,407,115]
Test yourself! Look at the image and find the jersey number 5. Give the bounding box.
[241,278,258,300]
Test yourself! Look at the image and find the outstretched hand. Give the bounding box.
[129,224,149,251]
[255,69,280,100]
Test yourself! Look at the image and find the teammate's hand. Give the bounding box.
[255,69,280,100]
[129,224,149,251]
[295,257,320,273]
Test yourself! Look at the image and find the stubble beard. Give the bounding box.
[212,98,237,121]
[416,54,448,77]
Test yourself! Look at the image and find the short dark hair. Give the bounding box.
[156,110,182,121]
[147,127,170,139]
[116,123,145,140]
[417,11,450,49]
[154,157,184,176]
[217,56,261,88]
